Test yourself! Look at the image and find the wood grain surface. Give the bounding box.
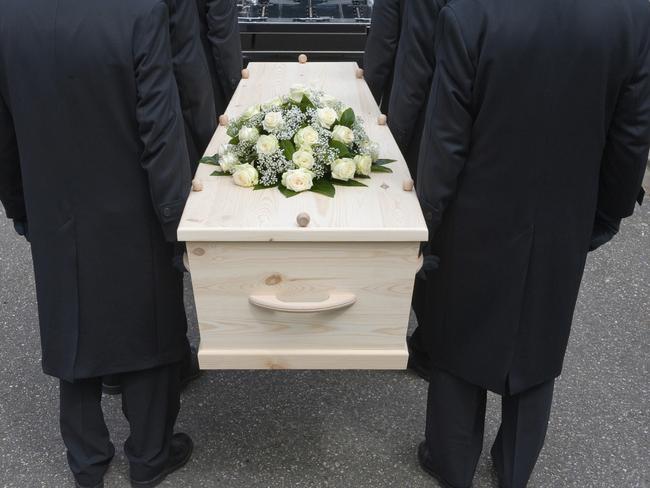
[178,62,428,243]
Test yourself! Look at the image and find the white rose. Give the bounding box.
[331,158,357,181]
[262,97,284,110]
[331,125,355,145]
[217,143,231,156]
[238,126,259,143]
[232,164,259,188]
[256,134,280,156]
[219,152,240,173]
[321,95,339,108]
[354,154,373,176]
[294,126,319,147]
[263,111,284,132]
[316,107,338,129]
[360,141,380,161]
[282,168,314,192]
[292,150,315,170]
[241,104,261,120]
[289,84,308,103]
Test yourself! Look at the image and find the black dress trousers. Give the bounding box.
[60,362,181,486]
[425,367,554,488]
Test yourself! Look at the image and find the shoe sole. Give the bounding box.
[130,440,194,488]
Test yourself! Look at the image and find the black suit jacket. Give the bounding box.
[417,0,650,394]
[363,0,405,114]
[167,0,217,171]
[0,0,191,381]
[388,0,447,179]
[195,0,243,119]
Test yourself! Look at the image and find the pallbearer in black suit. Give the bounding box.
[363,0,405,114]
[195,0,243,120]
[166,0,217,171]
[0,1,195,487]
[386,0,448,381]
[416,0,650,486]
[100,0,212,397]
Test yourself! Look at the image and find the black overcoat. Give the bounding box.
[388,0,447,179]
[167,0,217,171]
[363,0,405,114]
[0,0,192,382]
[195,0,242,119]
[417,0,650,395]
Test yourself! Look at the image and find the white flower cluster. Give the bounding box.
[216,85,379,194]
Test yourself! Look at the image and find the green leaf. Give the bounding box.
[278,184,301,198]
[309,179,336,198]
[199,156,220,166]
[374,158,396,166]
[356,174,371,179]
[210,170,231,176]
[339,108,356,128]
[330,140,351,158]
[331,179,368,187]
[299,94,315,112]
[254,183,278,191]
[371,165,393,173]
[279,139,296,161]
[229,136,240,145]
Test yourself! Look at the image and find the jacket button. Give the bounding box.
[163,208,171,217]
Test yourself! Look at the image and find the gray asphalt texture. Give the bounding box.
[1,198,648,488]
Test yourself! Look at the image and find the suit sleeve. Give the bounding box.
[388,0,445,152]
[205,0,243,101]
[169,0,216,169]
[134,2,192,242]
[597,29,650,218]
[0,94,26,221]
[416,6,475,238]
[363,0,401,105]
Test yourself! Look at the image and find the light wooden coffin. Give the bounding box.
[178,62,428,370]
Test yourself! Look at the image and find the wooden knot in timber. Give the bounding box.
[192,247,206,256]
[296,212,311,228]
[265,274,282,286]
[298,54,308,64]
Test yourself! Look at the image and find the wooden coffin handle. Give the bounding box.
[298,53,308,64]
[241,68,250,79]
[219,114,229,126]
[356,68,364,79]
[377,114,387,125]
[249,293,357,313]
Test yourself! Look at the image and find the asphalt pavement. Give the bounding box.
[0,199,648,488]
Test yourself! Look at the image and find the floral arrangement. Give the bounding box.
[198,84,395,198]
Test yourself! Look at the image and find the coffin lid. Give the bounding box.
[177,62,428,243]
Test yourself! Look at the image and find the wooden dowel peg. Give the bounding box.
[402,179,414,192]
[241,68,250,79]
[377,114,387,125]
[296,212,311,228]
[298,53,308,64]
[219,114,229,126]
[356,68,364,79]
[192,178,204,192]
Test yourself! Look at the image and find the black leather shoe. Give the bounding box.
[75,481,103,488]
[130,433,193,488]
[418,442,466,488]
